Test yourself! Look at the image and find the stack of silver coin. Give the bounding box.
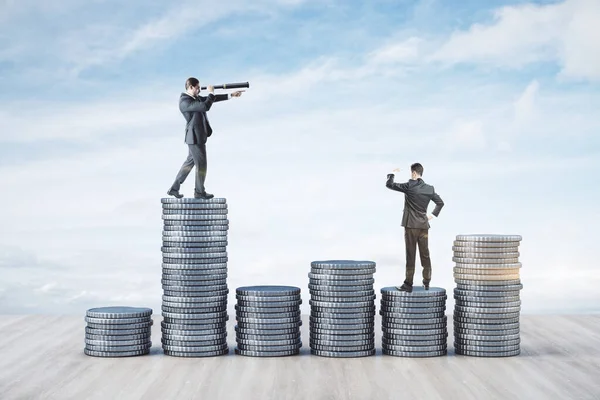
[84,306,153,357]
[380,287,447,357]
[453,234,522,357]
[160,198,230,357]
[234,285,302,357]
[308,260,377,358]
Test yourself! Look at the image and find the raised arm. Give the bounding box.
[386,174,409,192]
[213,94,229,102]
[179,94,215,113]
[431,188,444,217]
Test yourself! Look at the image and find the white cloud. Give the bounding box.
[429,0,600,81]
[514,80,540,123]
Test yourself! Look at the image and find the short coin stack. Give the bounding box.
[234,285,303,357]
[453,234,523,357]
[380,287,448,357]
[84,306,153,357]
[161,198,230,357]
[308,260,377,358]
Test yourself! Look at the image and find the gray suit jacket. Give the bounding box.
[179,92,229,145]
[386,175,444,229]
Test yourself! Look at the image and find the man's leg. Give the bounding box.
[417,228,432,287]
[404,228,419,287]
[169,147,195,193]
[188,144,207,196]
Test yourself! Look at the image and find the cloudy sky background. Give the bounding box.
[0,0,599,315]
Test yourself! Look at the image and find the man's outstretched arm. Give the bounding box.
[386,174,409,193]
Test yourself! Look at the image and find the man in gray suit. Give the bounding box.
[386,163,444,292]
[167,77,243,199]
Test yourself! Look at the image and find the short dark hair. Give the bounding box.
[411,163,424,176]
[185,77,199,90]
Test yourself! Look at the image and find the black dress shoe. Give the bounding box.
[167,189,183,198]
[194,191,214,199]
[423,281,430,290]
[396,283,413,293]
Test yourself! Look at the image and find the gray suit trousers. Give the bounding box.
[170,144,207,195]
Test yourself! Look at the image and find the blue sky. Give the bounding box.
[0,0,599,315]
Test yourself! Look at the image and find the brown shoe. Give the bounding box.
[396,283,413,293]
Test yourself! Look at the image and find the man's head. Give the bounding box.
[185,77,200,97]
[410,163,424,179]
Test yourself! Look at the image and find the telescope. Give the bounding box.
[200,82,249,90]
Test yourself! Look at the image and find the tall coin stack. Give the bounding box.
[380,287,447,357]
[452,234,522,357]
[308,260,377,358]
[84,306,153,357]
[234,285,302,357]
[160,198,230,357]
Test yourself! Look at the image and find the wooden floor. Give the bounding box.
[0,314,599,400]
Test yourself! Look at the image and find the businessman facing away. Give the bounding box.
[386,163,444,292]
[167,77,243,199]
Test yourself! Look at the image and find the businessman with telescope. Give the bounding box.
[167,78,247,199]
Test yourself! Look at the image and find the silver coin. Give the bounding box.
[382,316,446,325]
[380,312,445,320]
[382,323,447,331]
[455,333,520,342]
[86,306,153,319]
[163,333,227,341]
[453,267,520,275]
[162,339,226,347]
[163,230,228,237]
[162,214,228,221]
[84,348,150,357]
[86,333,151,341]
[455,339,520,347]
[308,284,374,292]
[162,305,227,314]
[311,295,376,303]
[308,272,373,281]
[236,295,301,303]
[236,316,302,325]
[236,321,302,330]
[162,203,227,209]
[237,300,302,308]
[236,311,301,319]
[309,289,375,297]
[235,305,299,314]
[454,343,520,352]
[311,349,375,358]
[455,300,521,308]
[235,326,300,336]
[310,317,374,326]
[162,260,228,268]
[455,234,522,242]
[85,343,151,352]
[85,338,151,346]
[311,328,373,335]
[162,310,227,319]
[310,344,374,352]
[455,348,520,357]
[162,209,228,215]
[383,349,446,357]
[379,305,446,314]
[309,300,375,308]
[162,241,228,249]
[454,312,520,320]
[381,286,446,297]
[162,246,227,254]
[161,327,227,336]
[456,283,523,292]
[163,316,228,325]
[453,257,520,265]
[237,343,302,352]
[161,279,227,288]
[311,260,376,269]
[454,329,519,336]
[236,338,301,346]
[455,279,521,286]
[452,245,519,253]
[85,326,151,336]
[162,342,228,351]
[161,322,225,331]
[453,316,520,324]
[455,305,521,314]
[380,299,446,307]
[235,348,299,357]
[161,198,227,204]
[455,322,520,331]
[162,273,227,281]
[382,327,447,336]
[311,305,375,312]
[310,333,374,341]
[236,285,301,297]
[382,344,446,352]
[163,225,228,231]
[310,339,374,348]
[308,279,375,286]
[383,334,447,342]
[163,268,228,277]
[85,316,151,325]
[454,262,522,270]
[453,251,520,259]
[310,323,373,331]
[311,311,373,319]
[309,268,376,276]
[164,349,229,357]
[236,330,300,339]
[163,220,229,226]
